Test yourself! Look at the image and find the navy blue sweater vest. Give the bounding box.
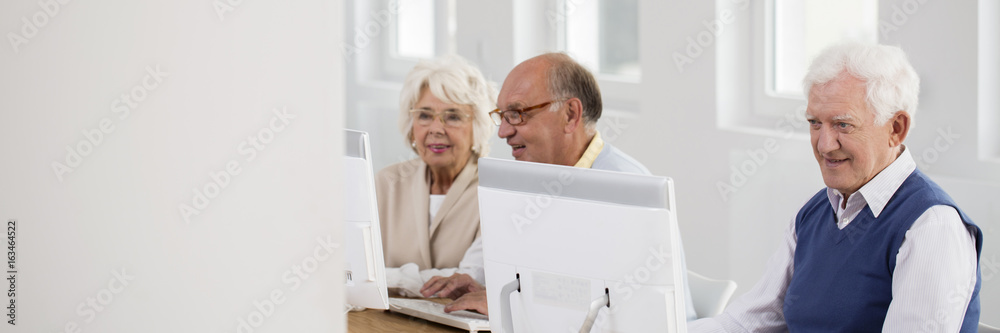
[783,169,982,332]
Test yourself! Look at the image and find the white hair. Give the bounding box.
[802,42,920,126]
[398,54,497,158]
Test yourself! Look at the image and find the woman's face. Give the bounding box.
[411,88,476,172]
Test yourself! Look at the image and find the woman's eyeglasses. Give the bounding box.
[409,109,472,127]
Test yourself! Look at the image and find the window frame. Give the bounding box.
[554,0,643,115]
[716,0,814,138]
[351,0,453,85]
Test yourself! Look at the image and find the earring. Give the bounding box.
[411,141,416,148]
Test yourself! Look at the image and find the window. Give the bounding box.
[395,0,435,59]
[345,0,450,83]
[718,0,879,132]
[561,0,640,80]
[550,0,641,122]
[771,0,878,97]
[979,0,1000,161]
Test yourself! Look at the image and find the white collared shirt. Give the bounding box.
[689,147,979,332]
[429,194,446,229]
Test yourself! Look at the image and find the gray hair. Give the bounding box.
[398,54,497,157]
[802,42,920,126]
[542,53,602,128]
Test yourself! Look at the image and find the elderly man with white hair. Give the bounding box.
[689,42,983,332]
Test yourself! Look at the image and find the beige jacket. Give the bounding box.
[375,158,480,270]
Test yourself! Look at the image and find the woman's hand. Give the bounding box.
[420,273,483,299]
[443,290,488,316]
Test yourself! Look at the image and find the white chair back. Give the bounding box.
[981,322,1000,333]
[688,270,738,319]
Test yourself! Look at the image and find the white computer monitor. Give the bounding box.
[344,129,389,309]
[479,158,688,333]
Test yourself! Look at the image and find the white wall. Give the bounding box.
[0,2,344,332]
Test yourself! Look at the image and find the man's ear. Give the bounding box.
[563,98,584,134]
[888,111,910,147]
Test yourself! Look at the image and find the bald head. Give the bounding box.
[495,53,600,165]
[506,53,602,126]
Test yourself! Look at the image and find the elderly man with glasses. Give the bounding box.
[420,52,698,321]
[487,52,650,173]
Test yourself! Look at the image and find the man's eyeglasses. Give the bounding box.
[488,99,563,126]
[409,109,472,127]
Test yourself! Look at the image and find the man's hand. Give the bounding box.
[444,290,488,316]
[420,273,484,299]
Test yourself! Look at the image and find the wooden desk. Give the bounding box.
[347,308,468,333]
[348,298,483,333]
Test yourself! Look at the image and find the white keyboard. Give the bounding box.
[388,297,490,332]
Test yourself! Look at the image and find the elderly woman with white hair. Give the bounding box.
[375,55,496,296]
